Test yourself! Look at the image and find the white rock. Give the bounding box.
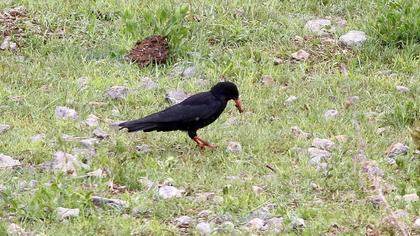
[140,77,158,90]
[396,85,409,93]
[136,144,151,154]
[92,196,128,208]
[305,19,332,36]
[111,108,120,116]
[267,217,284,233]
[159,186,183,199]
[339,31,367,47]
[31,133,45,142]
[376,127,386,136]
[86,169,104,178]
[77,76,89,89]
[72,147,96,159]
[284,96,298,106]
[308,147,331,159]
[181,66,196,78]
[195,192,216,202]
[85,114,99,127]
[80,138,99,147]
[1,36,17,51]
[312,138,335,151]
[0,124,10,134]
[324,109,339,119]
[50,151,84,176]
[290,217,306,229]
[7,224,32,236]
[291,126,311,139]
[196,222,212,235]
[414,218,420,229]
[197,210,212,218]
[291,49,310,61]
[139,177,155,189]
[403,193,418,202]
[165,90,188,105]
[93,128,109,139]
[226,141,242,153]
[225,117,240,126]
[247,218,266,230]
[106,86,128,100]
[55,106,78,120]
[57,207,80,220]
[252,186,264,195]
[387,143,408,158]
[261,75,274,86]
[174,215,193,227]
[0,154,21,168]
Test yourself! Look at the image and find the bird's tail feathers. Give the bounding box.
[118,119,158,133]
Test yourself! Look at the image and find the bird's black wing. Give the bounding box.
[119,92,224,132]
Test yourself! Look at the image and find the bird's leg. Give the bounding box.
[192,136,206,149]
[194,136,217,149]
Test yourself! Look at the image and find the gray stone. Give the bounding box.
[305,19,332,36]
[72,147,96,159]
[140,77,158,90]
[290,217,306,229]
[55,106,78,120]
[0,154,21,168]
[159,186,183,199]
[85,114,99,127]
[261,75,274,86]
[218,221,235,233]
[111,108,120,116]
[50,151,88,176]
[31,133,45,142]
[324,109,339,119]
[291,126,311,140]
[396,85,409,93]
[80,138,99,147]
[414,218,420,229]
[86,168,105,178]
[77,76,89,89]
[0,124,10,134]
[57,207,80,220]
[308,147,331,159]
[387,143,408,158]
[226,141,242,153]
[247,218,267,230]
[252,186,264,195]
[291,49,309,61]
[197,210,212,219]
[0,36,17,51]
[139,177,155,189]
[376,127,386,136]
[284,96,298,106]
[136,144,151,154]
[225,117,240,126]
[93,128,109,139]
[106,86,128,100]
[174,215,192,227]
[267,217,284,233]
[195,192,216,202]
[196,222,212,235]
[312,138,335,151]
[165,90,188,105]
[339,31,367,47]
[181,66,196,78]
[403,193,418,202]
[92,196,128,208]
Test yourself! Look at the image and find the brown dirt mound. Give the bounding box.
[0,6,27,37]
[127,35,169,67]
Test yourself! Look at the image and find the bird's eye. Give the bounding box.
[195,117,200,121]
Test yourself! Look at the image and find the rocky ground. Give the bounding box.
[1,1,419,235]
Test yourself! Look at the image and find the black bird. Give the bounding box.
[119,81,243,149]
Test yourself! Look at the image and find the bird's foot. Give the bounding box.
[193,136,217,150]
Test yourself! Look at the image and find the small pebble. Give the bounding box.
[324,109,339,119]
[226,141,242,153]
[174,215,192,227]
[93,128,109,139]
[57,207,80,220]
[396,85,409,93]
[312,138,335,151]
[159,186,183,199]
[106,86,129,100]
[55,106,78,120]
[339,30,367,47]
[291,49,310,61]
[284,96,298,106]
[196,222,212,235]
[289,217,306,229]
[0,124,10,134]
[85,114,99,127]
[403,193,419,202]
[136,144,151,154]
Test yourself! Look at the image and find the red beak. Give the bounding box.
[234,99,244,113]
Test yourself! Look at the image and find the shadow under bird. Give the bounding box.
[118,81,244,149]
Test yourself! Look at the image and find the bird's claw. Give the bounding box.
[197,143,217,150]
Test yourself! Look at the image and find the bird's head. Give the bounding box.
[210,81,244,113]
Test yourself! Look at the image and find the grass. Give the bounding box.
[1,0,419,235]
